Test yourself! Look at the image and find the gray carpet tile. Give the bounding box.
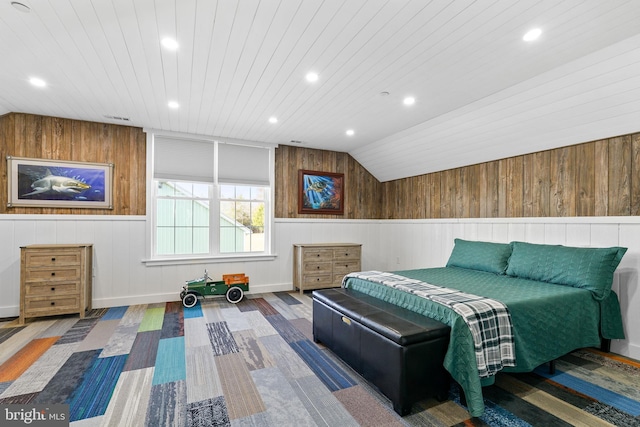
[75,318,121,352]
[250,367,317,427]
[0,326,25,345]
[54,317,99,345]
[333,385,405,427]
[264,313,307,344]
[289,374,360,427]
[186,345,223,404]
[273,291,303,305]
[119,304,148,327]
[289,317,314,342]
[207,321,240,356]
[146,380,187,427]
[99,323,139,358]
[262,294,299,320]
[219,307,251,332]
[241,311,278,338]
[229,411,271,427]
[0,320,56,365]
[259,334,314,380]
[232,329,275,371]
[38,317,77,338]
[102,367,154,426]
[187,396,230,427]
[0,382,10,395]
[184,317,212,349]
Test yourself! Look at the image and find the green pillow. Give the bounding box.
[446,238,512,274]
[506,241,627,300]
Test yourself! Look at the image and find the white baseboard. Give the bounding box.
[0,283,296,318]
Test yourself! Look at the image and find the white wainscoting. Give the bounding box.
[1,215,638,360]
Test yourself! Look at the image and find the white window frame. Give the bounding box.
[143,129,276,265]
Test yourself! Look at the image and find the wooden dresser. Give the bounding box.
[293,243,362,294]
[20,244,93,324]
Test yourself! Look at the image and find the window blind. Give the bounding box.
[218,142,270,185]
[153,136,215,182]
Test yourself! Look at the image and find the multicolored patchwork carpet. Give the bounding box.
[1,292,639,426]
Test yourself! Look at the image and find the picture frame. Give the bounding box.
[7,156,114,209]
[298,169,344,215]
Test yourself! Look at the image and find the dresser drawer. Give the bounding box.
[24,295,80,314]
[25,251,82,267]
[25,282,79,296]
[333,247,361,260]
[303,261,332,274]
[302,274,333,286]
[303,249,334,261]
[333,261,361,275]
[25,266,82,282]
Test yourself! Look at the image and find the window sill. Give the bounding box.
[142,253,277,266]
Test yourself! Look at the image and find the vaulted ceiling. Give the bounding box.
[1,0,639,182]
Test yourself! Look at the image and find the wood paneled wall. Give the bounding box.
[275,145,382,219]
[0,113,146,215]
[382,133,640,219]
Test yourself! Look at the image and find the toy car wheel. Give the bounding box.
[226,286,244,303]
[182,293,198,308]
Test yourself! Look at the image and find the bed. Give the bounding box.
[341,239,627,417]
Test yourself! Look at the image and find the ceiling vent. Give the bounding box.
[289,140,304,144]
[104,115,131,122]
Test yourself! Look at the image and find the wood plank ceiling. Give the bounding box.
[1,0,639,182]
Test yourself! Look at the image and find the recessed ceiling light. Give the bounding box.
[346,129,355,136]
[305,72,319,83]
[269,116,278,124]
[403,96,416,106]
[29,77,46,87]
[523,28,542,42]
[168,101,179,109]
[161,37,179,50]
[11,2,31,13]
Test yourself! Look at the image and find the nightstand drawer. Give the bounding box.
[25,267,82,282]
[24,295,80,313]
[25,251,82,267]
[26,282,80,296]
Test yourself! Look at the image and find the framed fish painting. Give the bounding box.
[298,170,344,215]
[6,156,113,209]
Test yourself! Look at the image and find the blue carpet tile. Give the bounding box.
[265,313,307,344]
[153,337,186,385]
[67,354,128,421]
[101,306,129,320]
[161,312,184,339]
[183,304,203,319]
[291,339,356,392]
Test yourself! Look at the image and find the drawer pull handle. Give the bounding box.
[51,302,55,306]
[316,278,320,281]
[51,257,56,261]
[51,272,56,276]
[317,266,320,269]
[51,287,55,291]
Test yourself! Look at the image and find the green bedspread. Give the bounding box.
[342,266,625,417]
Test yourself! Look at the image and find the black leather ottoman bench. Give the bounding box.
[312,288,451,416]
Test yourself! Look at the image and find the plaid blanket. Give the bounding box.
[343,271,516,378]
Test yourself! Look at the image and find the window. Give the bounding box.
[147,131,274,261]
[220,185,266,253]
[156,181,210,255]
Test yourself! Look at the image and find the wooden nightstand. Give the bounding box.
[19,244,93,324]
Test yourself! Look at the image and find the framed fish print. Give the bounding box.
[298,170,344,215]
[6,156,113,209]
